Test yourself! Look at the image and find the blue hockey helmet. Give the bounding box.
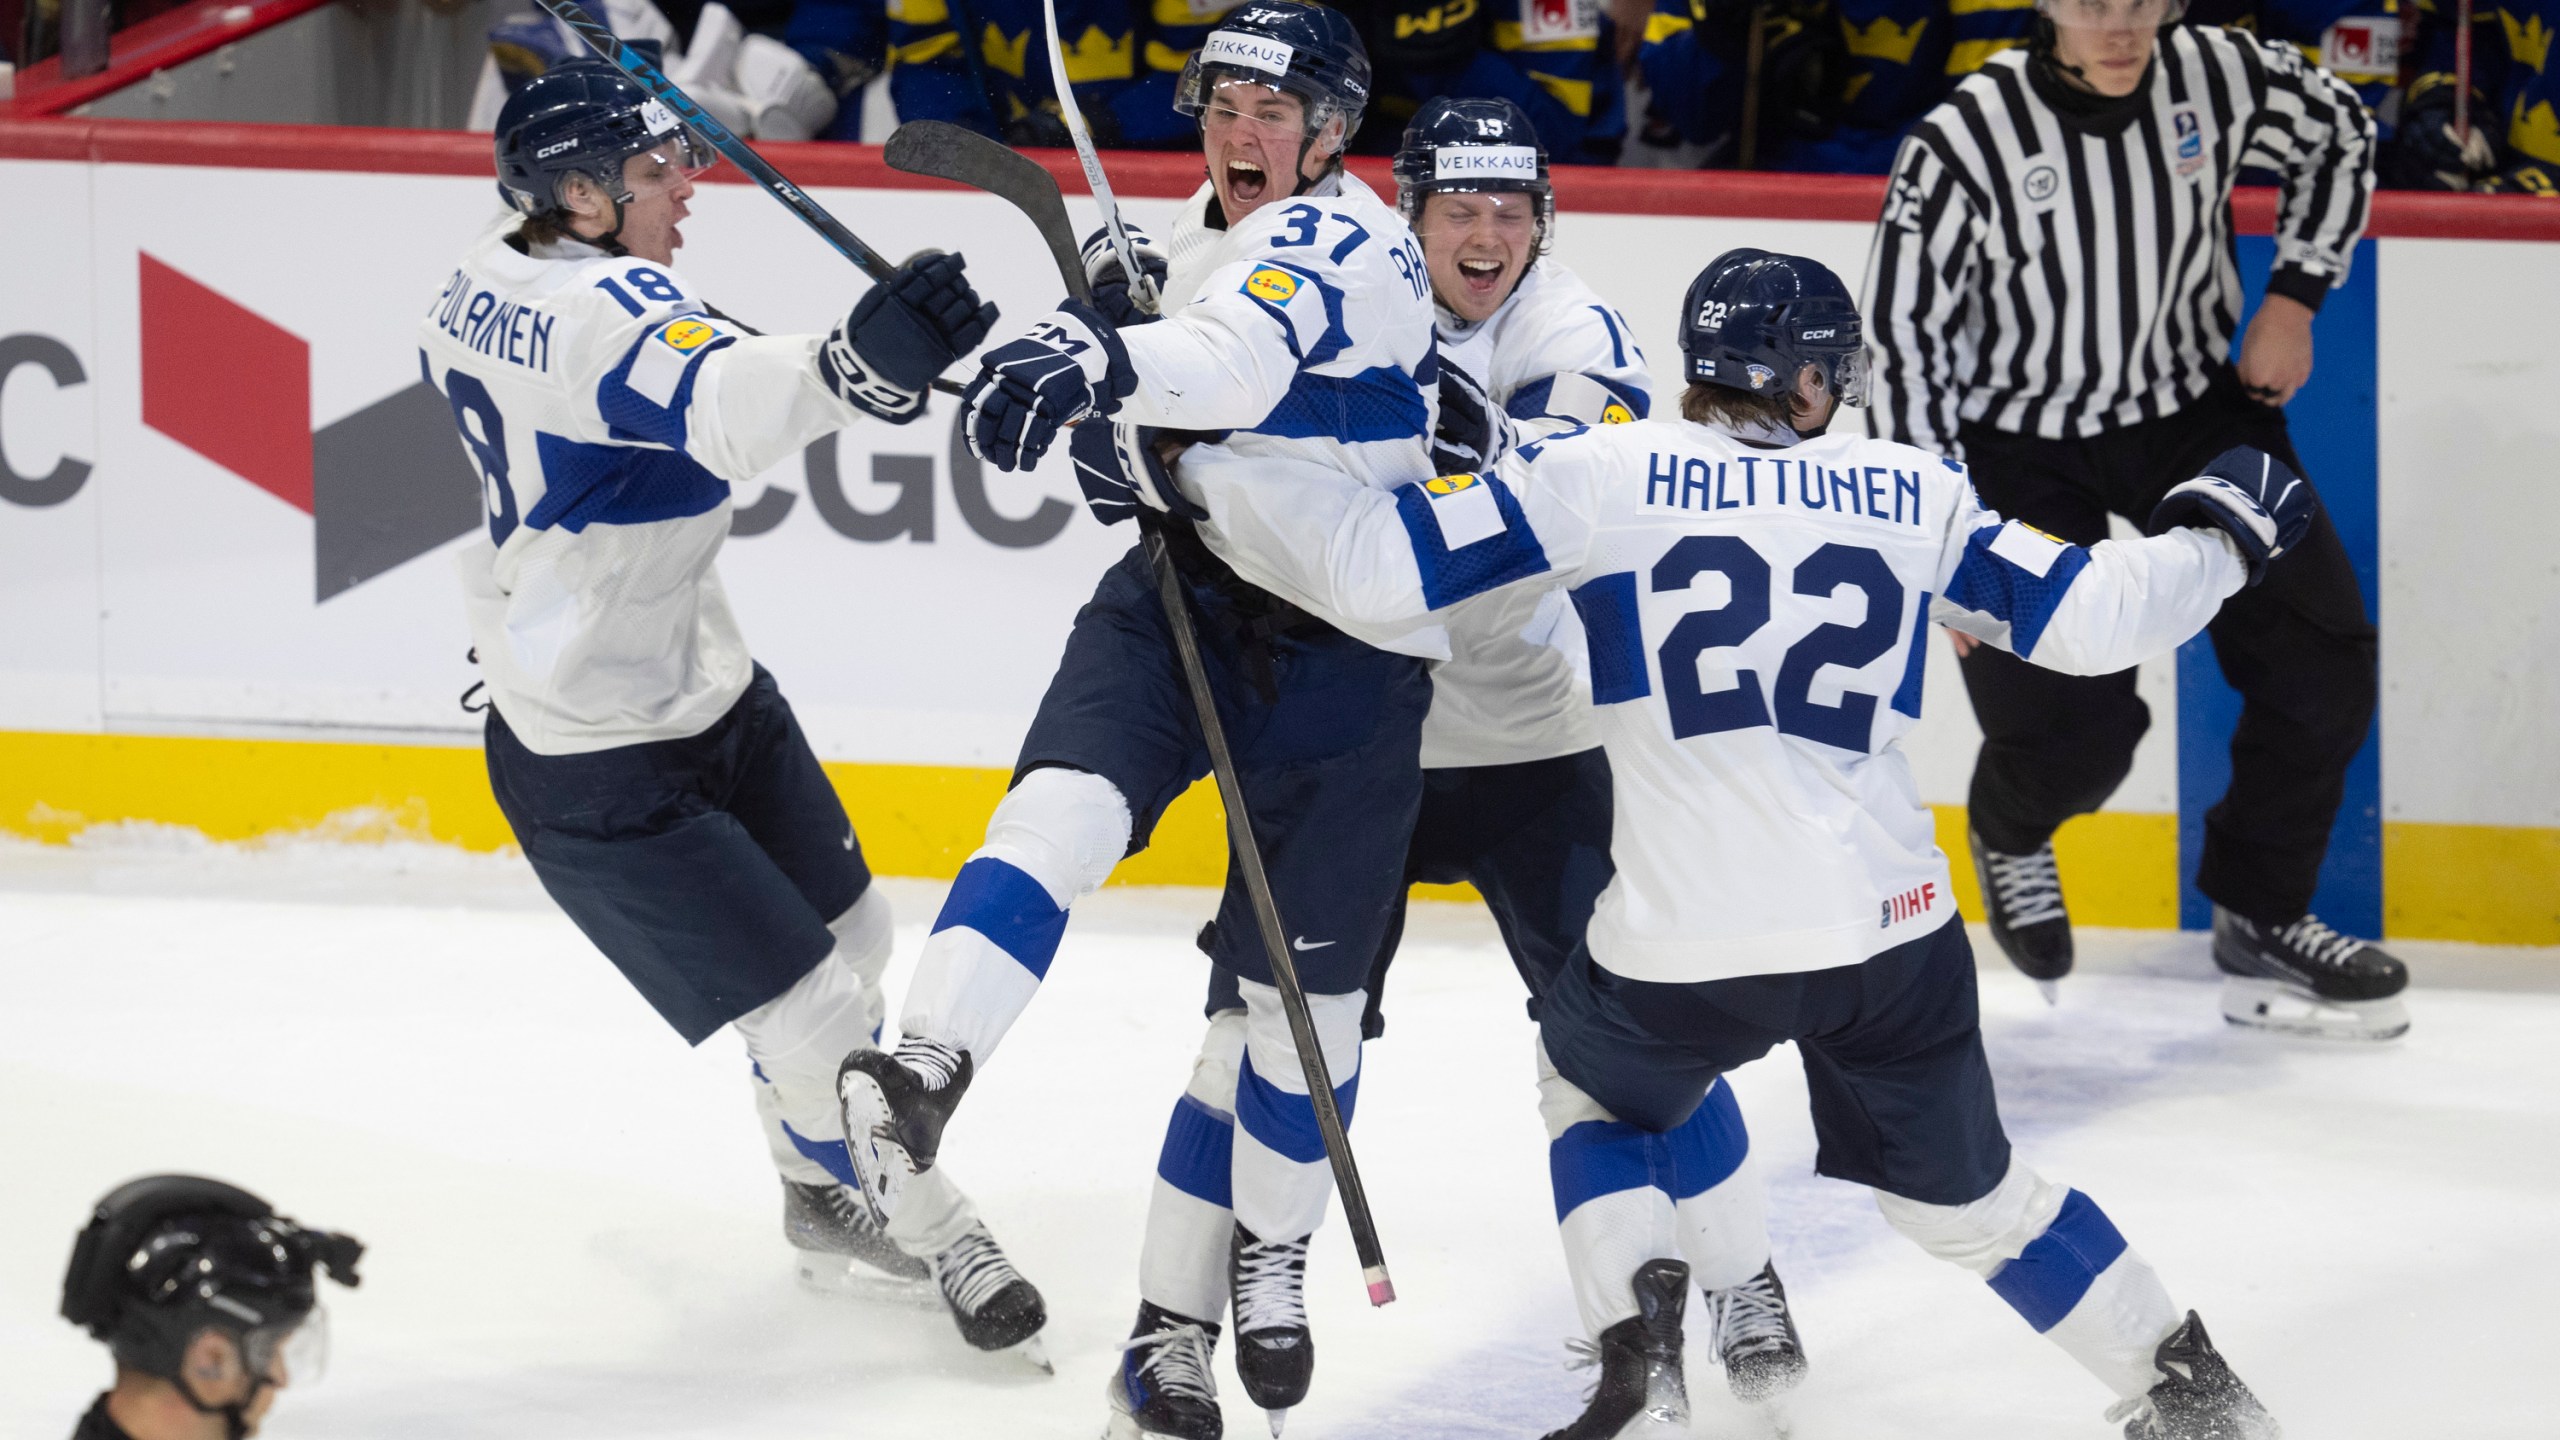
[1392,96,1554,241]
[493,59,710,232]
[1175,1,1373,161]
[1679,249,1868,408]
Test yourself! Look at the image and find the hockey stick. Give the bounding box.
[2455,0,2474,144]
[883,118,1399,1308]
[534,0,966,395]
[1038,0,1160,314]
[1739,0,1768,170]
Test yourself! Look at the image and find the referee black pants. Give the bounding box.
[1954,372,2377,926]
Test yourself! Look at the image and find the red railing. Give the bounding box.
[3,0,335,119]
[3,114,2557,240]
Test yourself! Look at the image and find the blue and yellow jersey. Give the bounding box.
[2407,0,2559,192]
[1807,0,2035,172]
[2191,0,2409,132]
[882,0,1154,145]
[1362,0,1631,163]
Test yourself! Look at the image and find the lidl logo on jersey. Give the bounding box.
[1420,472,1507,549]
[1243,267,1301,304]
[658,318,719,352]
[1601,399,1635,424]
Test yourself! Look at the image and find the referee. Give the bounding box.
[1863,0,2410,1041]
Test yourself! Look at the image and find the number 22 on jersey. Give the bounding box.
[1588,534,1929,755]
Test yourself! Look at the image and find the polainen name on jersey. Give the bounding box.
[418,219,866,755]
[1204,418,2251,985]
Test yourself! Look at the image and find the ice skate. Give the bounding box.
[929,1220,1051,1370]
[1541,1258,1689,1440]
[1703,1260,1806,1403]
[2212,907,2409,1041]
[1972,829,2073,1001]
[780,1178,937,1306]
[1229,1224,1312,1433]
[838,1038,971,1220]
[1105,1302,1225,1440]
[2107,1311,2279,1440]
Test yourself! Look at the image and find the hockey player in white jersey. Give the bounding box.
[835,7,1437,1436]
[419,61,1049,1361]
[1364,100,1803,1433]
[1172,251,2295,1438]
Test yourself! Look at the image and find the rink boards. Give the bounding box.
[0,123,2554,942]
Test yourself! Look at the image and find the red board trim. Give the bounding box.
[4,116,2558,241]
[2,0,336,120]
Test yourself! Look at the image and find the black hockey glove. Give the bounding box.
[1069,419,1204,526]
[1430,358,1515,477]
[959,300,1136,472]
[2149,446,2316,587]
[1080,223,1169,327]
[2383,74,2498,192]
[820,250,999,423]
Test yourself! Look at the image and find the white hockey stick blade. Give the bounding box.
[1039,0,1157,314]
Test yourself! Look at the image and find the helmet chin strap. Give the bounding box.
[175,1367,267,1440]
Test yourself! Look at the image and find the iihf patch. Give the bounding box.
[1242,267,1301,304]
[657,318,719,352]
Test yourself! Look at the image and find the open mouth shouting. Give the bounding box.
[1455,254,1507,301]
[1224,156,1271,207]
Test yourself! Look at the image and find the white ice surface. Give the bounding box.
[5,839,2554,1439]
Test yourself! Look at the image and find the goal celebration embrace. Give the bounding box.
[402,0,2404,1435]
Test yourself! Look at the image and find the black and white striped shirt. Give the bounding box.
[1863,24,2374,452]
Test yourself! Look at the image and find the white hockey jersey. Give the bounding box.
[1420,259,1649,769]
[1205,416,2249,984]
[421,219,864,755]
[1122,174,1447,660]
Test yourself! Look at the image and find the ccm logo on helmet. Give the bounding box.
[1801,328,1837,340]
[536,138,581,158]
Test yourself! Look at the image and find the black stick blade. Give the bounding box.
[884,120,1090,303]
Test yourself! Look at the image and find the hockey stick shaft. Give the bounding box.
[1138,516,1396,1306]
[1040,0,1160,314]
[881,118,1395,1304]
[534,0,966,394]
[2455,0,2474,142]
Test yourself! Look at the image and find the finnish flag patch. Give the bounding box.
[1988,520,2068,578]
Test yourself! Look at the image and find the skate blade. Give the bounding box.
[1011,1334,1055,1375]
[794,1253,941,1310]
[1266,1406,1288,1436]
[1642,1363,1690,1427]
[2219,977,2410,1041]
[2036,979,2061,1006]
[837,1071,920,1217]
